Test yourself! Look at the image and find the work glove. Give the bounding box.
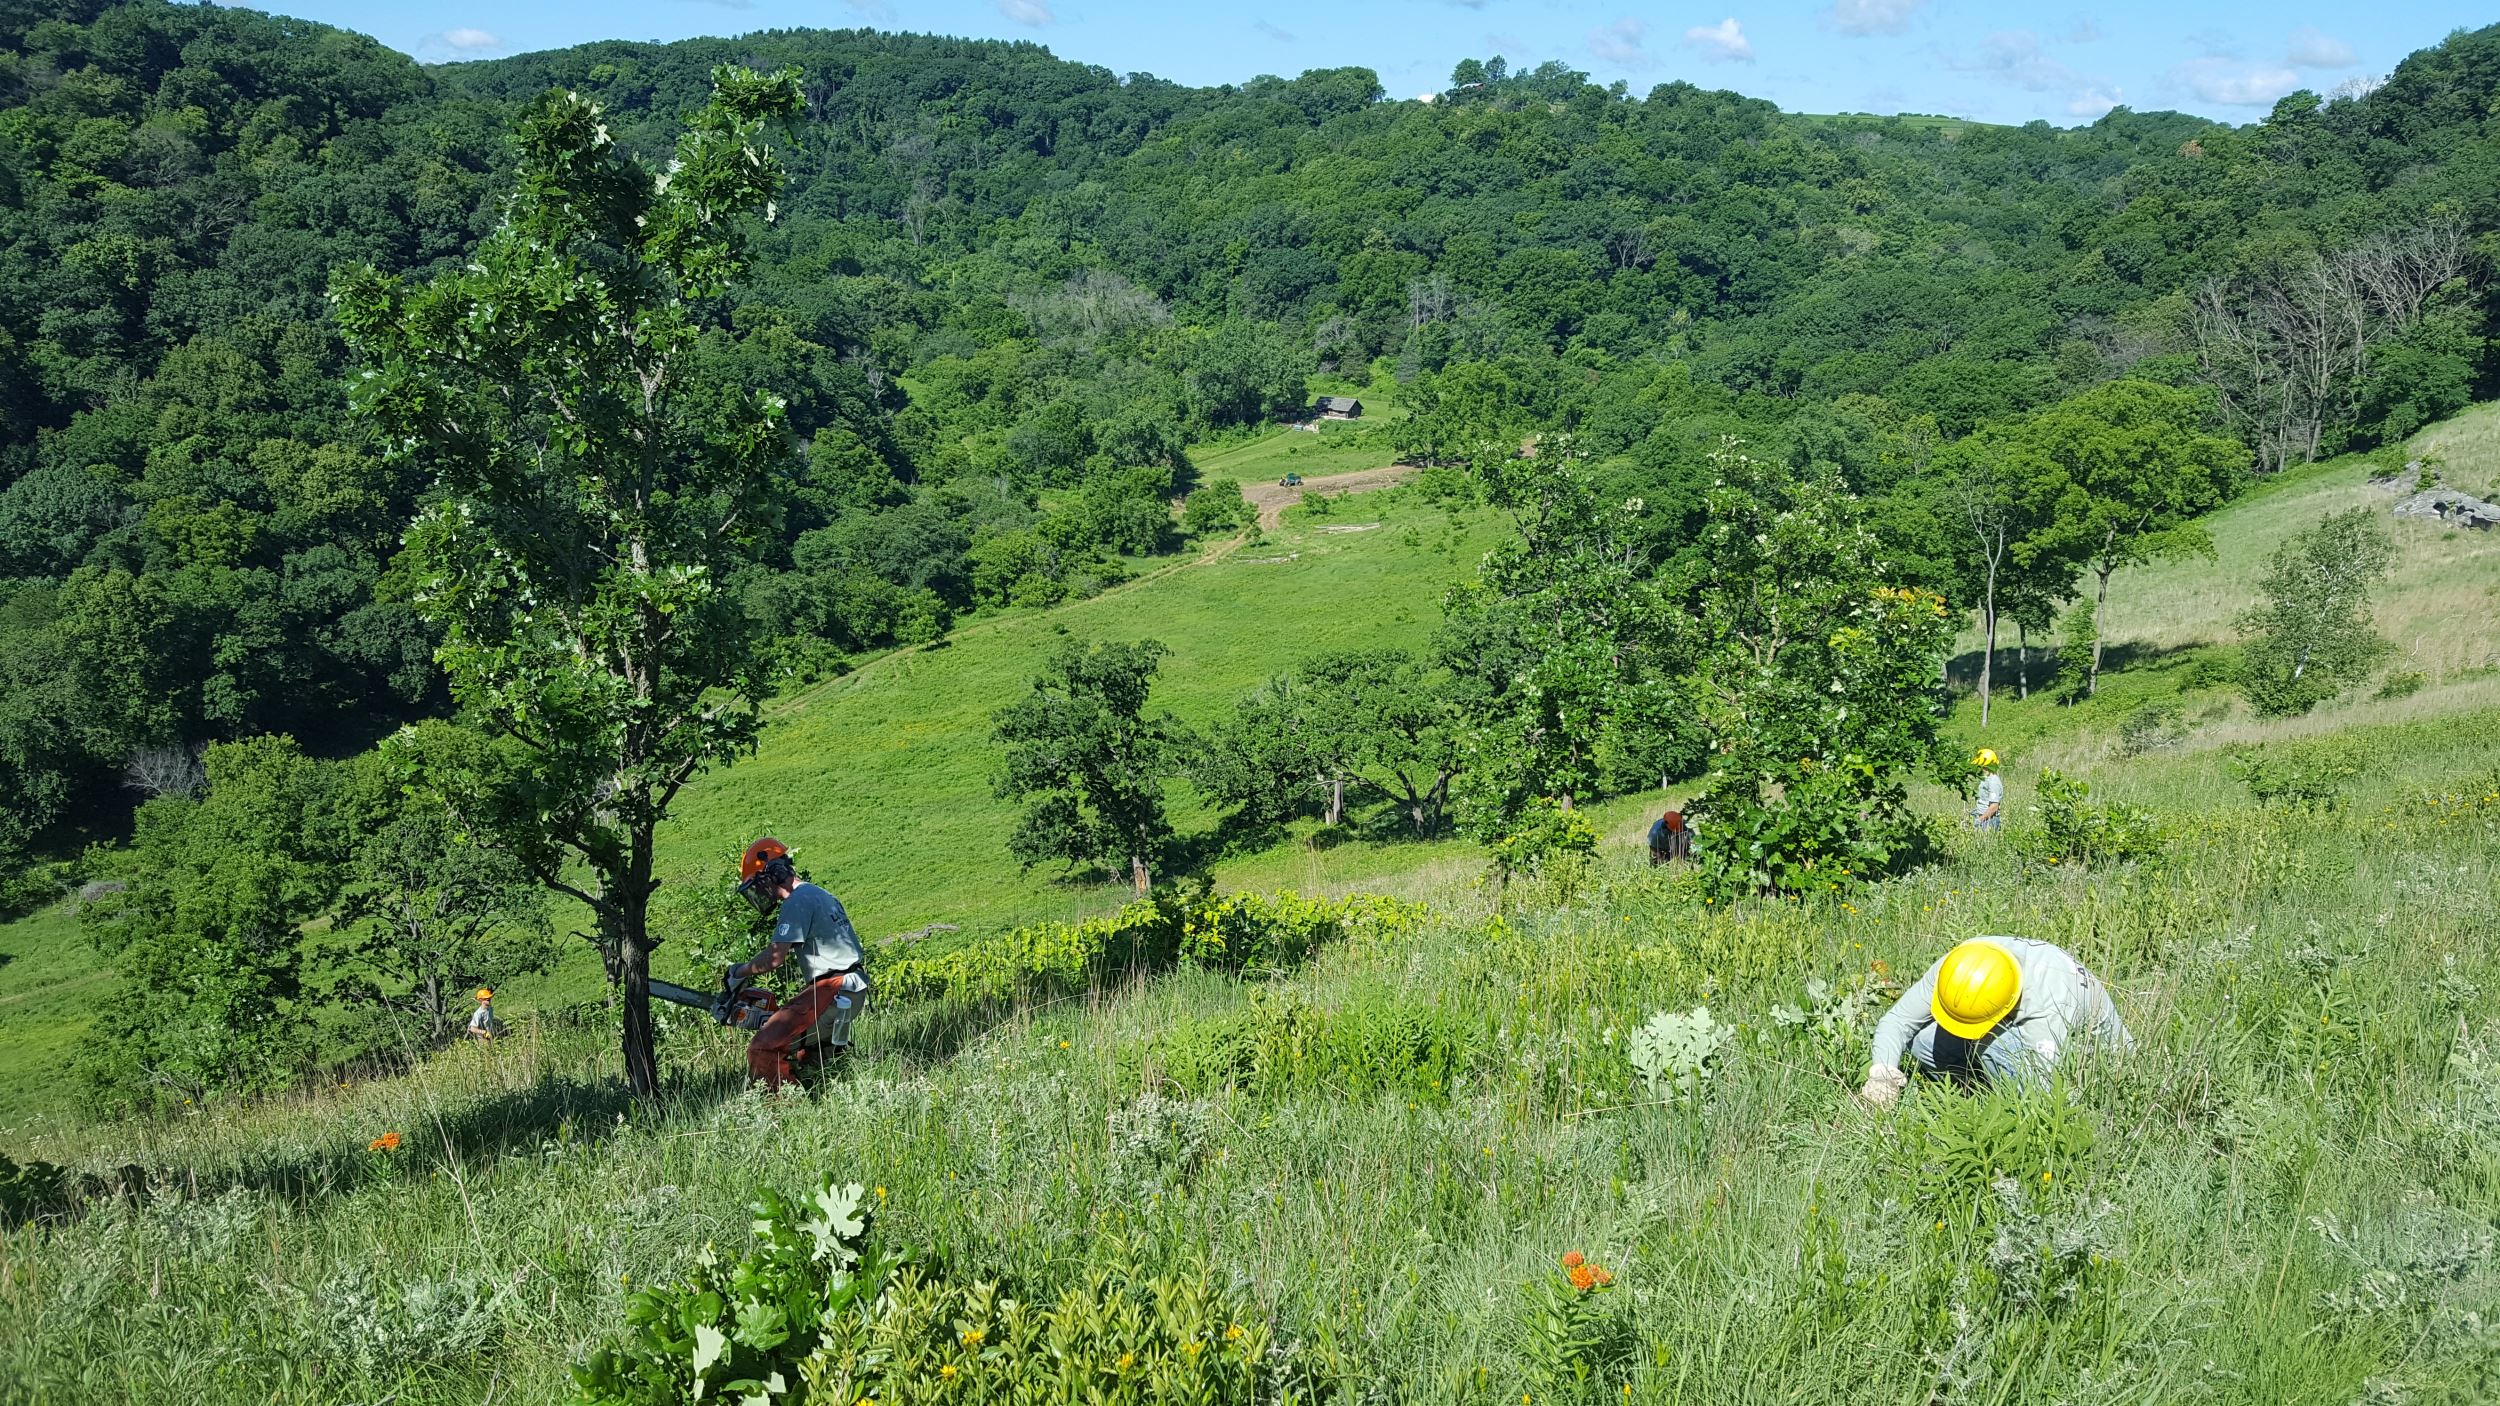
[1857,1064,1908,1108]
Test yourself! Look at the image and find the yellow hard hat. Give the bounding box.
[476,988,494,1002]
[1930,940,2020,1039]
[1973,748,1999,768]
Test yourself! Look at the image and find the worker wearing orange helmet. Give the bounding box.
[730,837,869,1089]
[1857,936,2132,1106]
[466,988,503,1044]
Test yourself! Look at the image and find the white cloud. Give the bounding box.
[1253,19,1296,43]
[2061,19,2101,44]
[997,0,1052,26]
[1684,17,1754,63]
[1588,17,1654,69]
[2172,56,2301,106]
[2068,86,2122,117]
[1952,30,2090,93]
[1823,0,1921,38]
[441,27,499,53]
[2287,26,2356,69]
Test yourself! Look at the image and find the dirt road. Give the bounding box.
[1238,464,1416,529]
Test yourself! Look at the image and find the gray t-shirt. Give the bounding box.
[773,882,865,983]
[467,1002,501,1034]
[1871,936,2132,1086]
[1974,772,2004,816]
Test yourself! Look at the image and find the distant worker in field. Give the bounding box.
[1856,937,2132,1106]
[731,836,870,1090]
[1648,809,1693,865]
[1971,749,2005,831]
[466,988,503,1044]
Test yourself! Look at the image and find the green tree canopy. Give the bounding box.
[335,66,806,1095]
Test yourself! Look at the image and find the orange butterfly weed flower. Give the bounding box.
[1559,1250,1585,1269]
[368,1131,402,1153]
[1567,1264,1598,1292]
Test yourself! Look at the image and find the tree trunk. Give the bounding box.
[616,840,660,1099]
[2089,562,2115,698]
[1130,853,1150,894]
[1979,602,1998,726]
[2016,619,2030,701]
[1327,775,1344,828]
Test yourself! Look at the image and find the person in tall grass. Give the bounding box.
[1647,809,1694,865]
[1857,937,2132,1105]
[465,988,503,1044]
[1971,748,2005,831]
[731,836,871,1089]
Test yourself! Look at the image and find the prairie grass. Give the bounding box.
[3,712,2496,1404]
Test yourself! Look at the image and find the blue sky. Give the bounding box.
[283,0,2489,125]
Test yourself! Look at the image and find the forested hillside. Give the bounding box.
[2,0,2497,884]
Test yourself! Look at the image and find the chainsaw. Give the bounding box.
[647,963,780,1033]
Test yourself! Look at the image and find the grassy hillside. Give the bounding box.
[660,487,1501,930]
[3,694,2493,1403]
[6,405,2500,1400]
[1945,408,2500,770]
[0,484,1499,1130]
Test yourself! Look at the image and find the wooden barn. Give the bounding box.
[1312,395,1364,420]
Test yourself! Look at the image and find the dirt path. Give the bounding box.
[1239,463,1416,529]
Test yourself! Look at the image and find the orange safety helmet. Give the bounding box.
[737,836,797,915]
[740,836,792,882]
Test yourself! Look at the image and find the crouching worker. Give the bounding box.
[731,837,870,1090]
[1857,936,2132,1106]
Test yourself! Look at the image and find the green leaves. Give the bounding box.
[991,637,1181,888]
[2011,770,2165,869]
[337,68,804,1091]
[1683,445,1956,899]
[2236,507,2399,716]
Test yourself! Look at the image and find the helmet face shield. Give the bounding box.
[737,875,777,917]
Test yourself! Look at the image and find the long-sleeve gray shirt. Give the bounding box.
[1870,936,2132,1086]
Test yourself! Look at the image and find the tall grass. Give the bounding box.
[4,713,2495,1403]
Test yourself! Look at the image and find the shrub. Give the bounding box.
[575,1175,1276,1406]
[1180,484,1255,537]
[2049,599,2096,703]
[2236,508,2397,716]
[1690,759,1938,901]
[2375,669,2428,700]
[1482,796,1596,881]
[2227,740,2365,811]
[2115,700,2186,757]
[875,890,1426,1010]
[574,1178,888,1405]
[2012,769,2164,868]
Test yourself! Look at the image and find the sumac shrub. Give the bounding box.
[2012,770,2163,868]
